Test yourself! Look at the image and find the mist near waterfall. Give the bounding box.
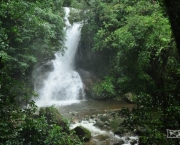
[34,7,85,107]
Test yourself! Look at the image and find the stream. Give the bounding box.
[56,99,135,120]
[56,100,138,145]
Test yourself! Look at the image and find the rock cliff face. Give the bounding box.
[75,42,104,76]
[75,25,111,98]
[75,25,110,77]
[75,34,100,98]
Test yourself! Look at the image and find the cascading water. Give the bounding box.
[33,7,138,145]
[35,7,85,107]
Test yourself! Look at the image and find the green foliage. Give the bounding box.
[68,9,82,25]
[93,76,115,99]
[63,0,73,7]
[0,0,65,80]
[74,126,91,142]
[157,0,180,56]
[0,99,82,145]
[82,0,180,100]
[0,0,83,144]
[0,0,66,100]
[44,125,82,145]
[63,0,89,8]
[81,0,180,144]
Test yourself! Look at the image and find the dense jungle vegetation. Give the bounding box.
[0,0,82,144]
[1,0,180,144]
[80,0,180,144]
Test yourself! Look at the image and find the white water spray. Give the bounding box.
[35,7,85,107]
[70,120,138,145]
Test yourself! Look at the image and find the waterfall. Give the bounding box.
[35,7,85,107]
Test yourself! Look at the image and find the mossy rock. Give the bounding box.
[99,114,108,122]
[114,127,125,135]
[39,107,67,130]
[124,92,137,103]
[134,126,148,136]
[73,126,91,142]
[110,117,124,131]
[94,120,105,128]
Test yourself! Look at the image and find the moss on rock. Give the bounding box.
[73,126,91,142]
[39,107,67,130]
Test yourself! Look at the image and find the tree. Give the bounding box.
[159,0,180,56]
[0,0,65,98]
[0,0,80,144]
[80,0,180,144]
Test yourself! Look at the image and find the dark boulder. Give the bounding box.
[114,127,125,135]
[94,120,105,128]
[134,126,148,136]
[73,126,91,142]
[124,92,136,103]
[130,139,138,145]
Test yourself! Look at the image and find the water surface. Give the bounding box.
[57,99,136,120]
